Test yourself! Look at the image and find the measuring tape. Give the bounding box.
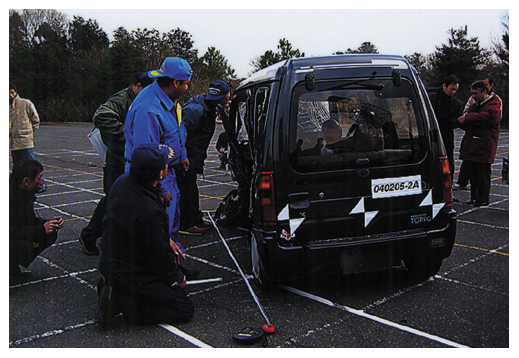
[208,215,276,342]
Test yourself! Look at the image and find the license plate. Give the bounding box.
[371,175,422,198]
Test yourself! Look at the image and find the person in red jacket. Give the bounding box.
[457,81,502,206]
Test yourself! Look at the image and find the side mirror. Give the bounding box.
[305,73,315,91]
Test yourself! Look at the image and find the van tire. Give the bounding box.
[404,257,443,281]
[251,234,273,291]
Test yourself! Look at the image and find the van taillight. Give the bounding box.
[258,172,276,225]
[440,156,453,207]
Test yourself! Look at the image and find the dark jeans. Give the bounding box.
[176,167,203,229]
[456,160,469,186]
[464,160,491,203]
[11,148,35,167]
[81,154,125,243]
[10,230,57,277]
[114,279,195,325]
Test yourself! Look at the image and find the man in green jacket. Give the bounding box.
[79,73,153,255]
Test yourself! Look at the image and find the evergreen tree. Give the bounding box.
[429,26,490,97]
[335,41,379,54]
[108,28,146,93]
[250,38,304,72]
[162,28,198,63]
[199,46,237,81]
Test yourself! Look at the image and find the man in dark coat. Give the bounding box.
[98,143,194,330]
[457,81,502,206]
[430,75,462,179]
[9,160,64,282]
[177,80,230,235]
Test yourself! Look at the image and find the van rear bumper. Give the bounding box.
[252,210,456,281]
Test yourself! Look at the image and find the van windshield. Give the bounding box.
[289,78,427,173]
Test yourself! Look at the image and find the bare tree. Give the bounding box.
[15,9,69,45]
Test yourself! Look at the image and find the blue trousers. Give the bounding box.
[161,171,181,243]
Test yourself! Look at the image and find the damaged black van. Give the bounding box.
[217,54,456,286]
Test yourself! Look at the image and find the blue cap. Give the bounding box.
[130,143,175,175]
[205,80,230,101]
[148,57,193,80]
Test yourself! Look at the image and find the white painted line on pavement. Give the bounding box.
[159,324,213,348]
[186,278,223,285]
[9,319,97,347]
[280,284,471,348]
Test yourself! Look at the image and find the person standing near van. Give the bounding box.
[457,80,502,207]
[124,57,192,246]
[79,73,153,256]
[177,80,230,235]
[9,83,40,167]
[430,75,461,203]
[454,76,497,191]
[215,131,229,169]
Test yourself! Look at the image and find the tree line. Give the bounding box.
[252,19,508,128]
[10,9,508,128]
[9,9,238,124]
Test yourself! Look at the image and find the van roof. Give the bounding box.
[239,54,409,88]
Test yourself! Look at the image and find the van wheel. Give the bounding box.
[404,257,443,281]
[251,234,273,291]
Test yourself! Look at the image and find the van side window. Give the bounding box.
[237,101,249,143]
[254,87,269,142]
[290,79,425,173]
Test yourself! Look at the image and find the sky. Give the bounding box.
[41,5,510,79]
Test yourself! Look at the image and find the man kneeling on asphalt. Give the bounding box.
[98,143,195,330]
[9,159,64,283]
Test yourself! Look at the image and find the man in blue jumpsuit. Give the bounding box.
[124,57,192,246]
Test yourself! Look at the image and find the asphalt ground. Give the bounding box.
[7,123,510,349]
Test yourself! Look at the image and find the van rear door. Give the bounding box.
[277,76,446,246]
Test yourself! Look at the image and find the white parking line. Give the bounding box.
[279,285,470,348]
[9,319,97,347]
[456,219,508,230]
[159,324,213,348]
[44,178,104,196]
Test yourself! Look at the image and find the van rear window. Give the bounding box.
[290,79,426,173]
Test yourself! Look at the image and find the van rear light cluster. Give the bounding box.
[258,171,276,225]
[440,156,453,207]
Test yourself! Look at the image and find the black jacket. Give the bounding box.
[183,94,218,173]
[430,89,462,148]
[99,173,183,287]
[9,181,46,244]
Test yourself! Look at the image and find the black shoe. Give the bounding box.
[453,184,468,190]
[474,201,489,207]
[98,279,117,331]
[179,266,200,281]
[453,197,460,202]
[465,199,475,205]
[78,234,100,255]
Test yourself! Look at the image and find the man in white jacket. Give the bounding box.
[9,83,40,167]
